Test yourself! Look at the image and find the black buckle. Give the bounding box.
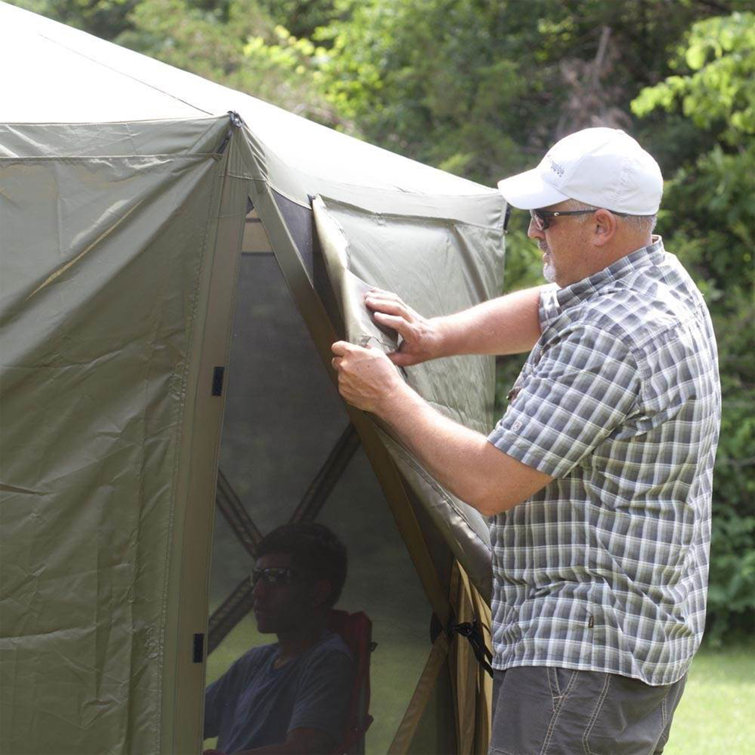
[451,619,493,677]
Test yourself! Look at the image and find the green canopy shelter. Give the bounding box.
[0,4,508,753]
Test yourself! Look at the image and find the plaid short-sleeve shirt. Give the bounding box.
[487,238,721,685]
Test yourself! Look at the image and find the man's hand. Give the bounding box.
[364,289,443,366]
[331,340,406,415]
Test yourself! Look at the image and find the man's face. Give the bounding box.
[528,202,594,287]
[252,552,313,635]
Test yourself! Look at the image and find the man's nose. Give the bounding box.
[527,217,544,240]
[252,579,267,598]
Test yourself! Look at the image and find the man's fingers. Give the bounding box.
[331,341,351,373]
[331,340,378,367]
[331,340,354,357]
[328,338,403,414]
[372,311,413,339]
[366,287,398,300]
[365,290,403,306]
[365,292,413,319]
[387,350,412,367]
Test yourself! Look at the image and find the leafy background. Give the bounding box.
[13,0,754,643]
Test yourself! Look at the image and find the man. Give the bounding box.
[203,523,353,755]
[331,128,720,754]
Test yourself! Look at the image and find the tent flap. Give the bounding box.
[313,194,506,600]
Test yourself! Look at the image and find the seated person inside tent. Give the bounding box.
[203,523,354,755]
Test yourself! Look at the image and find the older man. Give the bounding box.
[331,128,720,754]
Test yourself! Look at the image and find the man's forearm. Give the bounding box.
[332,284,552,512]
[374,380,551,516]
[434,285,545,358]
[228,726,335,755]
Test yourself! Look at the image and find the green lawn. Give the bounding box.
[664,642,755,755]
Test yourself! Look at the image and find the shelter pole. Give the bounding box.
[216,468,263,556]
[387,632,451,754]
[164,121,250,755]
[290,423,360,523]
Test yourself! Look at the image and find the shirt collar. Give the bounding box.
[555,236,665,309]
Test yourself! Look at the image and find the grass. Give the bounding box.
[664,641,755,755]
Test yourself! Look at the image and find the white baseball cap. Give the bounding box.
[497,127,663,215]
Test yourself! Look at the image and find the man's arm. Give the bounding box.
[331,342,552,516]
[203,726,334,755]
[364,285,546,366]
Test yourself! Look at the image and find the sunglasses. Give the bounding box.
[530,207,628,231]
[250,566,299,587]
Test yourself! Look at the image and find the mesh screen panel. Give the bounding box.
[208,250,434,752]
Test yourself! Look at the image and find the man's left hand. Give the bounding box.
[331,341,405,415]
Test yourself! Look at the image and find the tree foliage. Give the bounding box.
[632,12,755,642]
[11,0,137,37]
[312,0,751,183]
[119,0,346,125]
[15,0,342,126]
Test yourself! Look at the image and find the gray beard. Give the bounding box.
[543,260,556,283]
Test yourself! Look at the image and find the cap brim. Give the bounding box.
[497,168,569,210]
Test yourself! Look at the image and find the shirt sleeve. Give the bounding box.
[288,646,354,739]
[488,322,640,478]
[538,284,561,331]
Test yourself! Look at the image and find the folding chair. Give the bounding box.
[328,610,376,755]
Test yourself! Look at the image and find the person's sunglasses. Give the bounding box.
[250,566,298,587]
[529,208,596,231]
[530,207,628,231]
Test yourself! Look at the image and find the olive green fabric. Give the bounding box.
[313,195,505,599]
[0,116,246,754]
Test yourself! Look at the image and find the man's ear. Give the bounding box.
[593,208,618,246]
[309,578,333,609]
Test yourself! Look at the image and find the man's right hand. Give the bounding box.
[364,289,443,367]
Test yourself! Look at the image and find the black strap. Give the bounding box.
[451,620,494,677]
